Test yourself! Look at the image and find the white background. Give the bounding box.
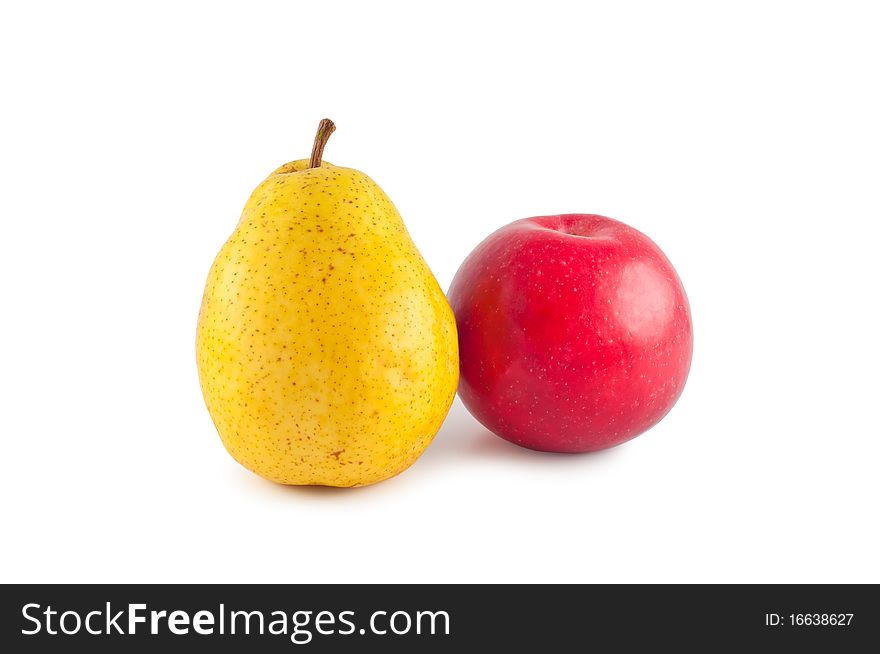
[2,1,878,583]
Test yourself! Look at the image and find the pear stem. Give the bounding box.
[309,118,336,168]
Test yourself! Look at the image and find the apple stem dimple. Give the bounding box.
[309,118,336,168]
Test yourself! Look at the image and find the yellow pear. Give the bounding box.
[197,120,458,487]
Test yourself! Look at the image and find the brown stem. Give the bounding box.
[309,118,336,168]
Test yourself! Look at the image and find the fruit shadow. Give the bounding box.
[232,398,622,498]
[416,399,624,469]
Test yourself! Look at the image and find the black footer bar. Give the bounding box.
[1,584,876,651]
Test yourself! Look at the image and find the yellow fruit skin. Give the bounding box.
[196,160,458,487]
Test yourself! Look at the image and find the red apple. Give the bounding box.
[448,214,692,453]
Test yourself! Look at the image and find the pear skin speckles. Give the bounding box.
[196,161,458,486]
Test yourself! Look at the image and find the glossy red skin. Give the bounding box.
[448,214,692,453]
